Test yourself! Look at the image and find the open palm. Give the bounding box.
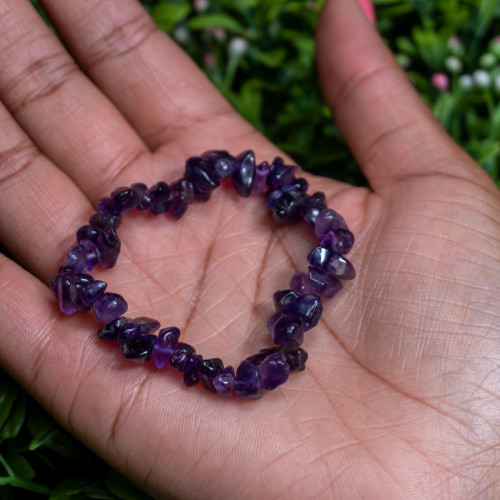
[0,0,499,498]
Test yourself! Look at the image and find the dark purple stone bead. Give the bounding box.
[131,183,152,211]
[89,213,122,229]
[315,208,348,241]
[131,316,161,333]
[280,346,308,372]
[153,327,181,369]
[97,197,121,215]
[79,239,101,271]
[118,318,160,346]
[150,182,173,215]
[325,253,355,280]
[170,342,196,372]
[308,267,343,299]
[50,274,60,296]
[66,272,94,313]
[252,161,270,194]
[245,347,277,366]
[80,280,107,306]
[259,351,290,390]
[171,178,195,204]
[289,272,314,295]
[266,157,297,187]
[266,311,282,333]
[303,192,327,231]
[185,157,219,198]
[76,225,101,245]
[66,245,89,272]
[111,187,139,214]
[119,331,157,363]
[272,316,304,346]
[307,246,331,271]
[57,274,77,314]
[198,358,224,392]
[201,150,236,180]
[231,150,255,198]
[98,316,128,341]
[273,289,299,310]
[282,293,322,331]
[213,366,235,398]
[320,229,355,255]
[96,227,120,269]
[272,189,308,223]
[92,292,128,322]
[183,354,203,387]
[235,360,263,400]
[169,191,188,220]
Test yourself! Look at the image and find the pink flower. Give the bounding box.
[357,0,376,24]
[431,73,450,91]
[203,52,216,68]
[212,27,227,42]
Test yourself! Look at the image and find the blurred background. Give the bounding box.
[1,1,499,498]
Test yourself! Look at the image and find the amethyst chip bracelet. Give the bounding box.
[50,150,356,400]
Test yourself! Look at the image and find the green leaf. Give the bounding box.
[2,453,35,481]
[0,394,26,440]
[255,48,286,67]
[188,13,248,37]
[151,3,191,32]
[412,27,449,70]
[50,477,103,499]
[0,379,19,430]
[104,470,151,500]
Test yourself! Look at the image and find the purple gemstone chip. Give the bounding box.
[80,280,107,306]
[272,316,304,346]
[119,331,157,363]
[320,229,355,255]
[92,292,128,322]
[98,316,128,341]
[252,161,270,194]
[231,150,255,197]
[213,366,235,398]
[131,183,152,212]
[259,351,290,390]
[183,354,203,387]
[289,271,314,295]
[281,293,322,331]
[198,358,224,392]
[266,157,296,187]
[150,181,173,215]
[153,327,181,369]
[308,267,343,299]
[234,360,263,400]
[201,150,236,180]
[315,208,348,241]
[170,342,196,372]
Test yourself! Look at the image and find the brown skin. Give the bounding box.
[0,0,499,498]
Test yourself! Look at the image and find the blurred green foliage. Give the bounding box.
[2,0,500,498]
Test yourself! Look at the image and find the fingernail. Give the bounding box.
[357,0,376,24]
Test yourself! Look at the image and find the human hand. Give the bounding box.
[0,0,499,498]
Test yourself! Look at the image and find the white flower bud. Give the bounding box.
[229,37,249,57]
[473,69,491,88]
[173,26,189,45]
[444,56,462,74]
[479,53,497,69]
[458,74,474,90]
